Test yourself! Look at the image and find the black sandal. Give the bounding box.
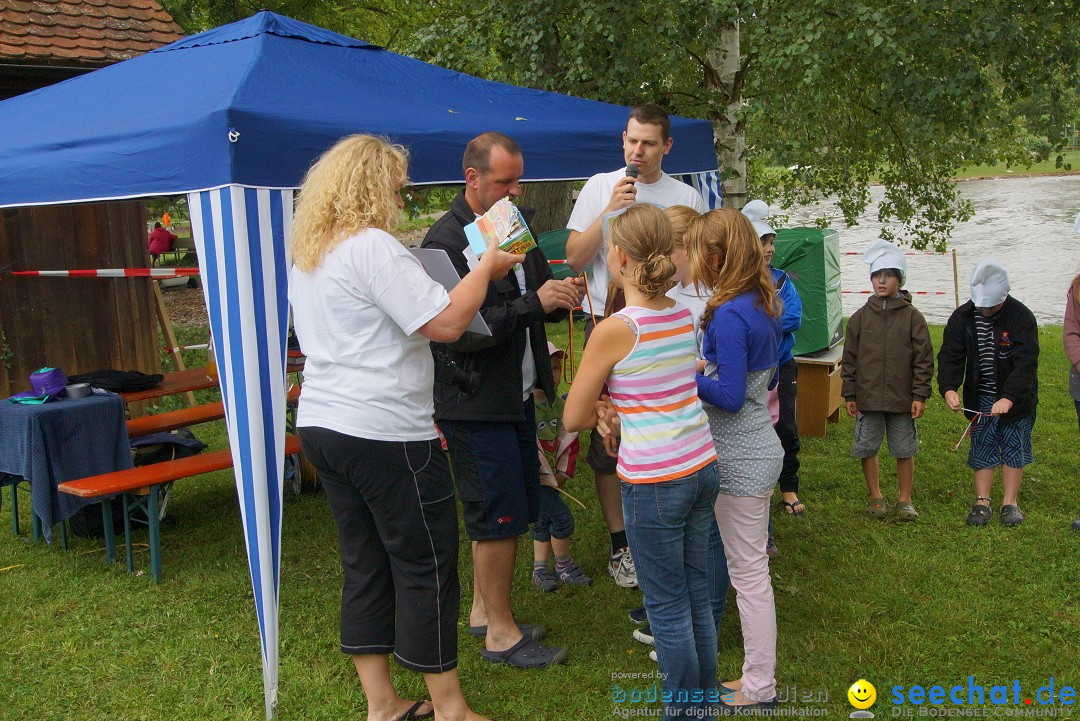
[965,497,992,526]
[781,499,806,516]
[480,636,568,668]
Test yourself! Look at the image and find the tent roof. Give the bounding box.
[0,11,717,207]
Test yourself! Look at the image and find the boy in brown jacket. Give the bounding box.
[841,239,934,521]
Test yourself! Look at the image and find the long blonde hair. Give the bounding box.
[609,203,676,299]
[664,205,700,246]
[684,208,781,329]
[290,134,408,272]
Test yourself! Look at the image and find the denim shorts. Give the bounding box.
[440,399,540,541]
[851,411,917,459]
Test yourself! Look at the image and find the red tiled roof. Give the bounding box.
[0,0,186,65]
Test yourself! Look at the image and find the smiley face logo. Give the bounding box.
[848,679,877,709]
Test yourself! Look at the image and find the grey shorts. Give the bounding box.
[851,411,917,459]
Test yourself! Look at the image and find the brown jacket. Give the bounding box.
[841,291,934,412]
[1064,281,1080,401]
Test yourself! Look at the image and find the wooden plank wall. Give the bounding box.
[0,201,162,397]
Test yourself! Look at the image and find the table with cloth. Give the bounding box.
[0,391,132,542]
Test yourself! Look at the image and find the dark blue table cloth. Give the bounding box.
[0,392,133,542]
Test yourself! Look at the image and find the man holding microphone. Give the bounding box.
[564,103,708,590]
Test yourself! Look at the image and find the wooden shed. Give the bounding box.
[0,0,185,397]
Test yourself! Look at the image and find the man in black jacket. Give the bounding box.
[423,132,583,668]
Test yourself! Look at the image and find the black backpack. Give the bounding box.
[69,428,206,538]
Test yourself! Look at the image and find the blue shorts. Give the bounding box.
[440,399,541,541]
[967,395,1035,470]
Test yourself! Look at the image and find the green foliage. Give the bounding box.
[410,0,1080,251]
[0,329,13,371]
[154,1,1080,250]
[145,196,189,223]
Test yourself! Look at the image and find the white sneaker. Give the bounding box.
[648,650,657,662]
[608,547,638,589]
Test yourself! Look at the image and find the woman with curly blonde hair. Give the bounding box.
[684,208,782,711]
[289,134,520,721]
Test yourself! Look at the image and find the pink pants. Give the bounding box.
[714,489,776,701]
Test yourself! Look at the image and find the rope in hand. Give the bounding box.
[950,410,983,452]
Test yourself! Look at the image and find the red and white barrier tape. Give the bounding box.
[842,251,947,256]
[843,290,948,295]
[10,268,201,278]
[164,344,208,353]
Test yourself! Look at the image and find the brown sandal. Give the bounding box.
[863,497,888,519]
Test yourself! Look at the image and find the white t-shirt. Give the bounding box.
[667,281,710,353]
[567,169,707,315]
[513,263,536,400]
[289,228,451,441]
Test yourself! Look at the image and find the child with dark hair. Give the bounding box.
[842,240,934,521]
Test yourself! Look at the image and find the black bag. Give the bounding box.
[69,428,206,538]
[66,369,164,393]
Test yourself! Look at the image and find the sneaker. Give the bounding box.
[1000,505,1024,526]
[609,547,638,588]
[628,605,648,624]
[648,650,657,662]
[765,537,780,560]
[1072,516,1080,531]
[555,561,593,587]
[531,566,560,592]
[633,623,654,646]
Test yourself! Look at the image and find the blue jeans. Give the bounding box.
[622,462,720,718]
[532,485,575,542]
[708,515,730,633]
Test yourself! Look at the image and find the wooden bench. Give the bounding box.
[126,385,300,438]
[58,434,302,582]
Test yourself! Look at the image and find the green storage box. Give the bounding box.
[536,228,575,280]
[773,227,843,356]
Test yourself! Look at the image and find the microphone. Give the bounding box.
[625,163,639,179]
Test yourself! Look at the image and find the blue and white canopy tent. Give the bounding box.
[0,11,720,718]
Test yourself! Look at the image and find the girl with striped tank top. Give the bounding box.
[565,203,720,719]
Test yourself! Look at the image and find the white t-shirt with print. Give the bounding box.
[567,169,707,315]
[289,228,450,441]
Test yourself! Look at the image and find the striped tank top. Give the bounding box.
[607,303,718,484]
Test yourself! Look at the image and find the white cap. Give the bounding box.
[864,239,907,287]
[741,199,774,239]
[970,259,1010,308]
[546,341,565,358]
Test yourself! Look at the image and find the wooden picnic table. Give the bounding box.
[120,360,304,403]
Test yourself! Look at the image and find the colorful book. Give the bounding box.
[464,198,536,256]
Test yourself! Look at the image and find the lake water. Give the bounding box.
[784,175,1080,325]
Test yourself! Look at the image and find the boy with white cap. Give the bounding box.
[938,260,1039,526]
[841,239,935,521]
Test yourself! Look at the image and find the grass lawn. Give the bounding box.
[2,322,1079,720]
[953,150,1080,180]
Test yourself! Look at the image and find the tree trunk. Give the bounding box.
[707,24,746,210]
[518,181,575,235]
